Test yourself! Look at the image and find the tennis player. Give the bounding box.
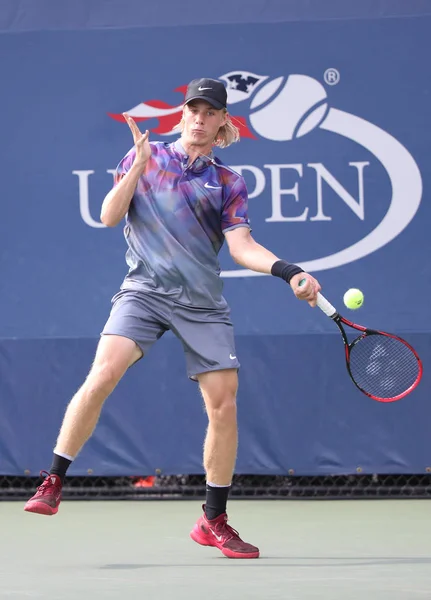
[24,77,320,559]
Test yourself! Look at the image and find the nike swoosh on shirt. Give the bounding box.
[204,182,222,189]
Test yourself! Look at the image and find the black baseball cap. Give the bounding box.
[184,78,227,110]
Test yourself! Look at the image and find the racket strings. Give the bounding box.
[349,334,420,399]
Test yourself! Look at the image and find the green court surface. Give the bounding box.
[1,499,430,599]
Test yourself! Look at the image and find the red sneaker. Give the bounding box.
[24,471,62,516]
[190,505,259,559]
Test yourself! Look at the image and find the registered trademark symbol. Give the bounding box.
[324,68,340,85]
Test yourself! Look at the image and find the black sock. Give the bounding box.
[205,483,231,520]
[50,453,73,483]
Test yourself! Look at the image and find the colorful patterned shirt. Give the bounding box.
[114,139,250,308]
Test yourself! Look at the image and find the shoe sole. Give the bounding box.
[190,529,260,559]
[24,502,58,516]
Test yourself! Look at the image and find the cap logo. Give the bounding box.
[198,86,212,91]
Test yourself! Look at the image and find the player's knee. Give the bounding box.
[85,362,123,398]
[207,396,237,427]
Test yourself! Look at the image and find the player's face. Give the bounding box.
[182,101,227,148]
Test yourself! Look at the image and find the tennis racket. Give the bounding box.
[299,280,423,402]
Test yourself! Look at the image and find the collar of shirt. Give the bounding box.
[172,138,215,173]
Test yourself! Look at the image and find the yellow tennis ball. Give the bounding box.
[343,288,364,310]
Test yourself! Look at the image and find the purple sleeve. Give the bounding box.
[113,147,136,186]
[221,176,251,233]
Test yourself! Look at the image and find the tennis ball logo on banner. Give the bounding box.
[248,75,329,141]
[104,70,422,276]
[220,72,423,277]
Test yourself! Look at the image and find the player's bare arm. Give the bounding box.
[100,114,151,227]
[225,227,320,307]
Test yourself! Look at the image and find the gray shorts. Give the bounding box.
[101,289,240,380]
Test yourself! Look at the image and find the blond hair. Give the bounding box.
[173,108,240,148]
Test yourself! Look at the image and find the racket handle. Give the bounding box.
[315,292,337,317]
[298,278,337,317]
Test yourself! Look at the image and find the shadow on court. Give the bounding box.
[101,556,431,569]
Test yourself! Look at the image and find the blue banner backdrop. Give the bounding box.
[0,3,430,475]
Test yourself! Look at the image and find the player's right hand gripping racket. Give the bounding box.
[300,281,423,402]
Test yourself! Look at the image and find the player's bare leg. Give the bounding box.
[199,368,238,486]
[190,368,259,558]
[54,335,142,457]
[24,335,142,515]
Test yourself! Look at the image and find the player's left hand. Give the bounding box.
[290,273,321,307]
